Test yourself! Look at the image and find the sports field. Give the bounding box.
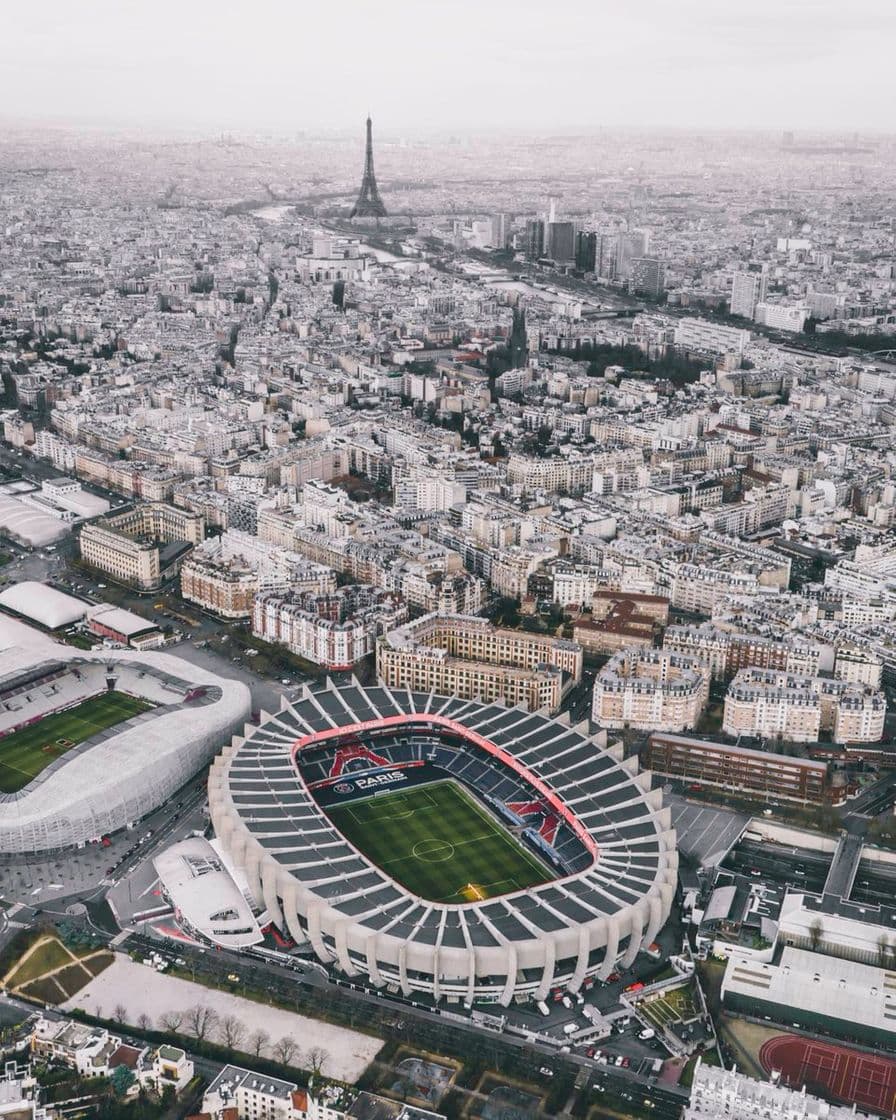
[760,1034,896,1116]
[0,691,153,793]
[327,779,554,903]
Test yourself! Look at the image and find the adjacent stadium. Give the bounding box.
[210,682,677,1006]
[0,690,154,793]
[0,616,252,852]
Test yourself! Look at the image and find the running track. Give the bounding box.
[760,1034,896,1116]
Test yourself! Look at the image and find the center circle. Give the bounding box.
[412,838,455,863]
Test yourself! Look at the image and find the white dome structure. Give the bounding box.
[0,581,87,630]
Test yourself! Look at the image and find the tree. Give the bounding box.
[220,1014,246,1051]
[110,1065,136,1098]
[159,1010,183,1033]
[272,1037,298,1066]
[185,1005,218,1041]
[809,918,824,952]
[306,1046,330,1078]
[879,934,890,968]
[249,1029,270,1058]
[137,1013,152,1032]
[113,1003,127,1024]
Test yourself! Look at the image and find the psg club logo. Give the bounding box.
[334,783,353,794]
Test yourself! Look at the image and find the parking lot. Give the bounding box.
[666,793,749,867]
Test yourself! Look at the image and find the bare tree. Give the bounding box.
[113,1003,127,1024]
[184,1005,219,1041]
[809,918,824,952]
[306,1046,330,1078]
[272,1037,298,1066]
[137,1013,152,1032]
[159,1010,184,1033]
[249,1029,270,1058]
[220,1014,246,1051]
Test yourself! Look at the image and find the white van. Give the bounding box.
[536,1000,550,1017]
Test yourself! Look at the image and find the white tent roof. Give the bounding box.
[0,581,87,629]
[0,495,69,547]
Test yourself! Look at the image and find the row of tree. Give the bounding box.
[103,1003,329,1076]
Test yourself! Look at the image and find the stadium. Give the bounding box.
[0,618,251,852]
[209,682,677,1006]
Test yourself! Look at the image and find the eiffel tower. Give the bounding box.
[350,115,387,219]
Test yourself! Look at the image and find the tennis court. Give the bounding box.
[760,1034,896,1115]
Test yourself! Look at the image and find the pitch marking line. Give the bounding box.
[381,831,494,868]
[411,839,455,863]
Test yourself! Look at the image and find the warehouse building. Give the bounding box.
[721,946,896,1050]
[779,891,896,967]
[85,604,164,650]
[0,490,70,548]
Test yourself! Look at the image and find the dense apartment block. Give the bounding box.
[685,1061,876,1120]
[253,585,406,670]
[79,502,204,590]
[377,611,582,713]
[202,1065,442,1120]
[181,530,335,619]
[592,648,709,732]
[723,667,886,744]
[664,622,822,679]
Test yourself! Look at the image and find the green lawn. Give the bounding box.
[327,779,553,903]
[6,937,74,987]
[0,691,153,793]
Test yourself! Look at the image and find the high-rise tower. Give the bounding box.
[350,116,387,219]
[509,305,528,369]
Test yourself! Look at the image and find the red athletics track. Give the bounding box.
[760,1034,896,1117]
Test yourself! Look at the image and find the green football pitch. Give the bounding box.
[0,691,154,793]
[326,779,554,903]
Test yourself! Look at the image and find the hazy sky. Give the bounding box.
[3,0,893,133]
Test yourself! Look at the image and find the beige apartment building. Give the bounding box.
[592,648,709,732]
[723,667,886,744]
[377,612,582,713]
[79,503,204,591]
[181,556,258,619]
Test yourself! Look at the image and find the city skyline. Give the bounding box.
[1,7,895,1120]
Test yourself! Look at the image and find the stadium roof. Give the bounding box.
[0,614,252,853]
[210,681,677,1002]
[0,581,87,629]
